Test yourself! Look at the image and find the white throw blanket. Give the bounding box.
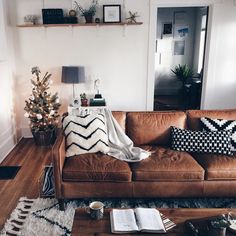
[77,107,150,162]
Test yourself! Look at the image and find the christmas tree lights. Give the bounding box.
[24,67,61,132]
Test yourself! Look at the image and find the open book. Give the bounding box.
[110,208,176,234]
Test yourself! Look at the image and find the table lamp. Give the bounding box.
[61,66,85,106]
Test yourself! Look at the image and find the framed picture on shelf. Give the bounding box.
[103,5,121,23]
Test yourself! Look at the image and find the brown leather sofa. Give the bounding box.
[53,109,236,210]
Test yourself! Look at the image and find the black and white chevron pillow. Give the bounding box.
[201,117,236,152]
[171,126,232,155]
[63,114,109,157]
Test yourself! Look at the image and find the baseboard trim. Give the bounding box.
[21,127,33,138]
[0,134,20,163]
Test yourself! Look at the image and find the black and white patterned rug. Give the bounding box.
[2,196,236,236]
[3,167,232,235]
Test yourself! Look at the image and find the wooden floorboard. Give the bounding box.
[0,138,52,229]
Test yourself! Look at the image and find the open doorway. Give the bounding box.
[154,7,208,111]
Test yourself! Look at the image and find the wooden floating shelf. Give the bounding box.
[17,22,143,28]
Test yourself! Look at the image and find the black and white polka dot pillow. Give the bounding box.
[171,126,233,155]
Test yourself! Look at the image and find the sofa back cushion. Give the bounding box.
[187,109,236,131]
[126,111,187,146]
[112,111,126,132]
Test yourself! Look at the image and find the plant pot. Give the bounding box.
[84,14,93,23]
[208,227,226,236]
[32,127,56,146]
[81,99,88,107]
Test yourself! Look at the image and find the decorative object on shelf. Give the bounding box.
[90,79,106,106]
[24,67,61,146]
[64,16,78,24]
[74,0,98,23]
[126,11,139,23]
[95,18,100,23]
[42,9,64,24]
[103,5,121,23]
[24,15,39,25]
[65,9,78,24]
[61,66,85,107]
[69,9,77,17]
[80,93,88,107]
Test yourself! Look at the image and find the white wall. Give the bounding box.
[4,0,236,140]
[202,2,236,109]
[0,0,17,162]
[11,0,150,136]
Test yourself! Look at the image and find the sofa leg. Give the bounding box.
[58,199,65,211]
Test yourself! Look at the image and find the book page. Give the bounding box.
[135,208,166,233]
[111,209,139,233]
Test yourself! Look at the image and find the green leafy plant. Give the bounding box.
[171,64,193,85]
[74,0,98,17]
[210,216,230,228]
[80,93,87,100]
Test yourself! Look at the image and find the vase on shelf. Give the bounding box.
[84,14,93,23]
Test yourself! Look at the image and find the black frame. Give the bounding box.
[103,5,121,23]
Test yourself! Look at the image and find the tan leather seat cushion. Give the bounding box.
[194,153,236,180]
[187,109,236,131]
[63,152,132,182]
[130,146,204,181]
[126,112,187,146]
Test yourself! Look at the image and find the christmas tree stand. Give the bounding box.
[32,127,56,146]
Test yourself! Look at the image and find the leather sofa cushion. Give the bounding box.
[63,152,132,182]
[194,153,236,180]
[126,112,187,146]
[112,111,126,132]
[130,146,204,181]
[187,109,236,131]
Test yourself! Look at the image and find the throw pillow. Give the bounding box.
[171,126,232,155]
[63,113,109,157]
[200,117,236,152]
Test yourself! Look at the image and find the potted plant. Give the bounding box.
[80,93,88,106]
[171,64,193,86]
[24,67,61,146]
[74,0,98,23]
[209,217,230,236]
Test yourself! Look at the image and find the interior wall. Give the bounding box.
[12,0,150,137]
[4,0,236,140]
[202,2,236,109]
[155,7,197,96]
[0,0,17,163]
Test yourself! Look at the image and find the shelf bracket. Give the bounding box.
[96,24,100,37]
[122,24,127,37]
[44,26,47,39]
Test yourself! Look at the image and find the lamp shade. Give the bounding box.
[61,66,85,84]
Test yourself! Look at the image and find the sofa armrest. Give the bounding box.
[52,129,66,198]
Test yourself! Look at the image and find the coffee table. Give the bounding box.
[71,208,236,236]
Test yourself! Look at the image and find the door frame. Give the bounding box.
[146,0,221,111]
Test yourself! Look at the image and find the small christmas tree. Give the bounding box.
[24,67,61,132]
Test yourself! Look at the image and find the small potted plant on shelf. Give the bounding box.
[80,93,88,106]
[24,67,61,146]
[74,0,98,23]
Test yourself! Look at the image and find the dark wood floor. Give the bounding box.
[0,138,52,229]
